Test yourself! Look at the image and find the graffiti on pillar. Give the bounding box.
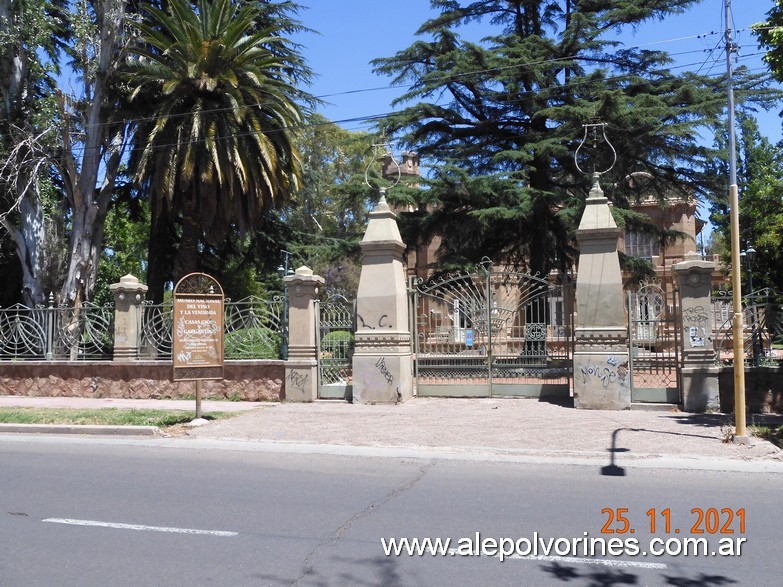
[579,356,628,389]
[358,313,394,330]
[375,356,394,386]
[357,314,375,330]
[682,306,708,325]
[683,305,709,348]
[287,370,309,394]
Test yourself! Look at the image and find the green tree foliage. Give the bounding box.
[282,113,381,292]
[755,0,783,84]
[0,0,69,304]
[709,114,783,293]
[122,0,309,299]
[372,0,775,277]
[93,186,150,307]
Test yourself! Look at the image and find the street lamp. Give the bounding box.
[277,250,294,359]
[740,246,760,367]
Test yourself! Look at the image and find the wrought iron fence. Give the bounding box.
[139,300,174,359]
[712,288,783,367]
[0,296,114,360]
[1,295,285,361]
[140,296,284,360]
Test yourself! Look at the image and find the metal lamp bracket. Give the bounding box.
[574,117,617,177]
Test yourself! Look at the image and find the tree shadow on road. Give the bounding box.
[541,562,738,587]
[541,561,638,585]
[663,573,737,586]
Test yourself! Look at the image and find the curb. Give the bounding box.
[163,438,783,473]
[0,423,163,437]
[1,432,782,473]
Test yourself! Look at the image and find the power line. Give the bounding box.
[54,28,733,133]
[60,54,770,158]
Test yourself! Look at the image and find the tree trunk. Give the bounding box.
[10,196,46,306]
[58,0,126,305]
[146,203,175,303]
[173,196,201,283]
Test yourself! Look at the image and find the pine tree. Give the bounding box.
[373,0,774,277]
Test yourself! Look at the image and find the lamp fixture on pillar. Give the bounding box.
[277,250,294,359]
[574,117,617,178]
[365,132,401,193]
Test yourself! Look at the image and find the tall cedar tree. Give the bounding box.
[372,0,775,277]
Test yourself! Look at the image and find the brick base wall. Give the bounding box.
[0,361,285,402]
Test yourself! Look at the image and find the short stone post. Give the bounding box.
[284,266,324,402]
[573,173,630,409]
[110,274,148,361]
[352,190,413,404]
[673,252,719,412]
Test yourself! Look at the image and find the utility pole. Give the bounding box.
[725,0,748,442]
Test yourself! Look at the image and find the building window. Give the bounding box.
[624,231,660,259]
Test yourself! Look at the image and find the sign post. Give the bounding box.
[172,273,224,419]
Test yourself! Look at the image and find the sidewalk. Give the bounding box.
[2,395,780,470]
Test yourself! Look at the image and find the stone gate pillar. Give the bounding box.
[673,252,719,412]
[110,274,148,361]
[284,266,324,402]
[352,190,413,404]
[573,174,630,409]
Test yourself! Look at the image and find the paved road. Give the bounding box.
[1,437,779,586]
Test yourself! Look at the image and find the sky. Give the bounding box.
[291,0,782,142]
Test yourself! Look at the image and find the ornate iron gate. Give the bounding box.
[316,293,355,400]
[627,282,680,403]
[409,260,573,397]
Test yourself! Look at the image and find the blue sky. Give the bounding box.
[292,0,781,141]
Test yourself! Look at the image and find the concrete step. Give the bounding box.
[630,402,681,412]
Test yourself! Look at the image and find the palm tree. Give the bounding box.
[123,0,304,290]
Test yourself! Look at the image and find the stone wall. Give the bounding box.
[718,366,783,414]
[0,361,285,402]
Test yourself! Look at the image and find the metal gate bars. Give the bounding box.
[409,260,573,398]
[315,292,356,400]
[627,282,681,403]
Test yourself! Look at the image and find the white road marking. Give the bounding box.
[445,549,667,569]
[42,518,238,537]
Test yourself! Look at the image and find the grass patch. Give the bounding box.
[0,408,235,429]
[750,425,783,449]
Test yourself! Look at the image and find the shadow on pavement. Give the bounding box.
[664,414,732,429]
[537,396,576,408]
[600,426,725,477]
[667,412,783,430]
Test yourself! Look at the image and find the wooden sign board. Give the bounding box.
[172,273,224,381]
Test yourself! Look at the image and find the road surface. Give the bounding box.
[1,436,779,586]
